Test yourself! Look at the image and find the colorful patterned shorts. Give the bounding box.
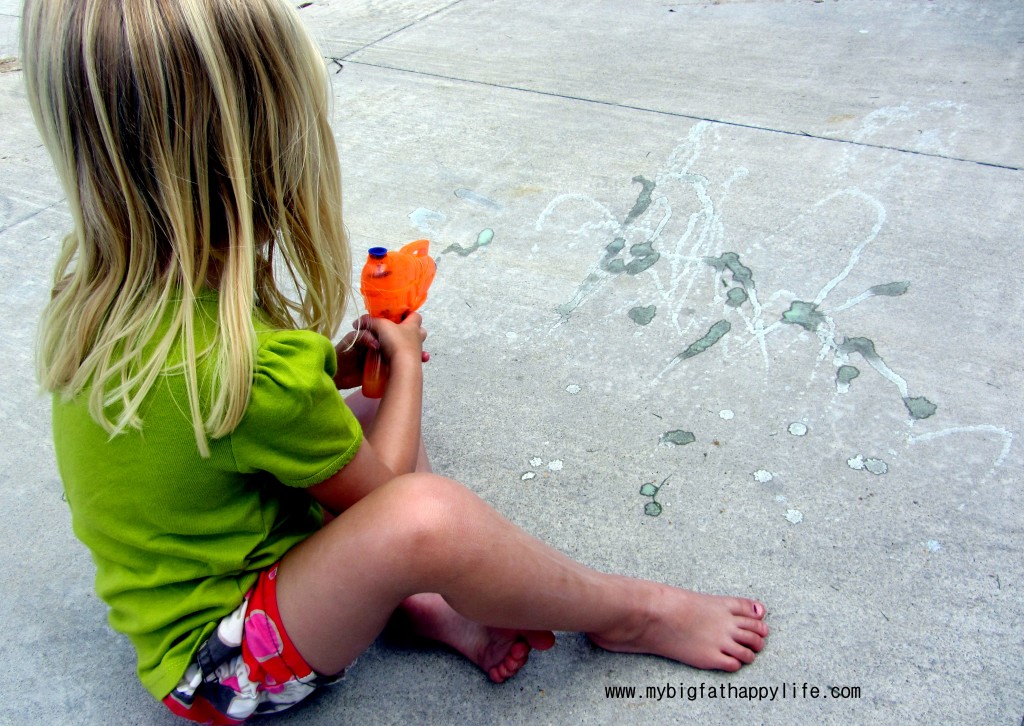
[163,565,342,724]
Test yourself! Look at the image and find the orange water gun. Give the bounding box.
[359,239,437,398]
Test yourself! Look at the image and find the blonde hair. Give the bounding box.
[23,0,350,455]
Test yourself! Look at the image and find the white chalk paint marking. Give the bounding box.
[788,422,808,436]
[785,510,803,524]
[521,472,536,481]
[529,457,543,467]
[848,455,888,475]
[566,384,581,394]
[752,469,774,483]
[720,409,734,420]
[408,207,446,232]
[548,460,564,472]
[907,425,1013,478]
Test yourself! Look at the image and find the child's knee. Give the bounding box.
[381,474,479,559]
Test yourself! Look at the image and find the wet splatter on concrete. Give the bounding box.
[660,430,696,446]
[903,396,938,420]
[752,469,774,483]
[639,475,670,517]
[785,509,804,524]
[454,188,501,210]
[781,300,827,331]
[837,364,860,392]
[553,176,663,321]
[442,228,493,256]
[725,287,748,307]
[835,337,938,420]
[565,384,582,394]
[788,422,808,436]
[704,252,754,289]
[623,175,656,226]
[628,305,656,325]
[848,454,888,475]
[674,320,731,361]
[869,281,911,297]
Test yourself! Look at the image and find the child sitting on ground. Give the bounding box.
[23,0,768,722]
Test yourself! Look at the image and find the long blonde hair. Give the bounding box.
[24,0,350,455]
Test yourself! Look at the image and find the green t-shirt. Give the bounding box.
[51,294,363,699]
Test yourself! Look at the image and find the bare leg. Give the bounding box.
[341,392,555,681]
[276,473,768,677]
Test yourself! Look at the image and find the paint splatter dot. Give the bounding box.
[925,540,942,552]
[848,455,888,475]
[781,300,826,331]
[639,476,669,516]
[752,469,774,483]
[903,396,937,420]
[725,287,748,308]
[675,320,731,360]
[785,509,803,524]
[775,494,788,503]
[529,457,543,467]
[869,281,910,297]
[719,410,734,420]
[521,472,536,481]
[788,422,808,436]
[836,364,860,393]
[442,228,494,256]
[644,501,663,517]
[565,384,582,394]
[547,460,564,472]
[628,305,657,326]
[660,430,696,447]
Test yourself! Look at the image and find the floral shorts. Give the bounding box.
[163,565,343,724]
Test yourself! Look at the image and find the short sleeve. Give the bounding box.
[231,329,363,487]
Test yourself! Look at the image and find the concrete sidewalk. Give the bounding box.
[1,1,1022,723]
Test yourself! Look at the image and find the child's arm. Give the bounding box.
[309,314,427,512]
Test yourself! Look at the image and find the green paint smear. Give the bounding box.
[661,430,696,446]
[606,237,626,256]
[726,287,748,308]
[626,253,660,275]
[602,258,626,273]
[704,252,754,289]
[639,482,659,497]
[628,305,656,326]
[836,336,878,360]
[870,281,910,296]
[677,320,731,360]
[625,240,660,275]
[903,396,937,419]
[781,301,827,332]
[624,176,655,226]
[837,365,860,385]
[443,228,494,257]
[602,235,661,275]
[644,501,663,517]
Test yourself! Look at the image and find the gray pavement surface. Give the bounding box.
[2,1,1022,724]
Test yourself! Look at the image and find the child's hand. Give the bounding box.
[333,326,378,390]
[366,312,429,368]
[333,316,429,390]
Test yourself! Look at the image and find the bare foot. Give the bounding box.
[397,593,556,683]
[587,582,768,672]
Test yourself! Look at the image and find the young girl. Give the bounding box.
[24,0,768,722]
